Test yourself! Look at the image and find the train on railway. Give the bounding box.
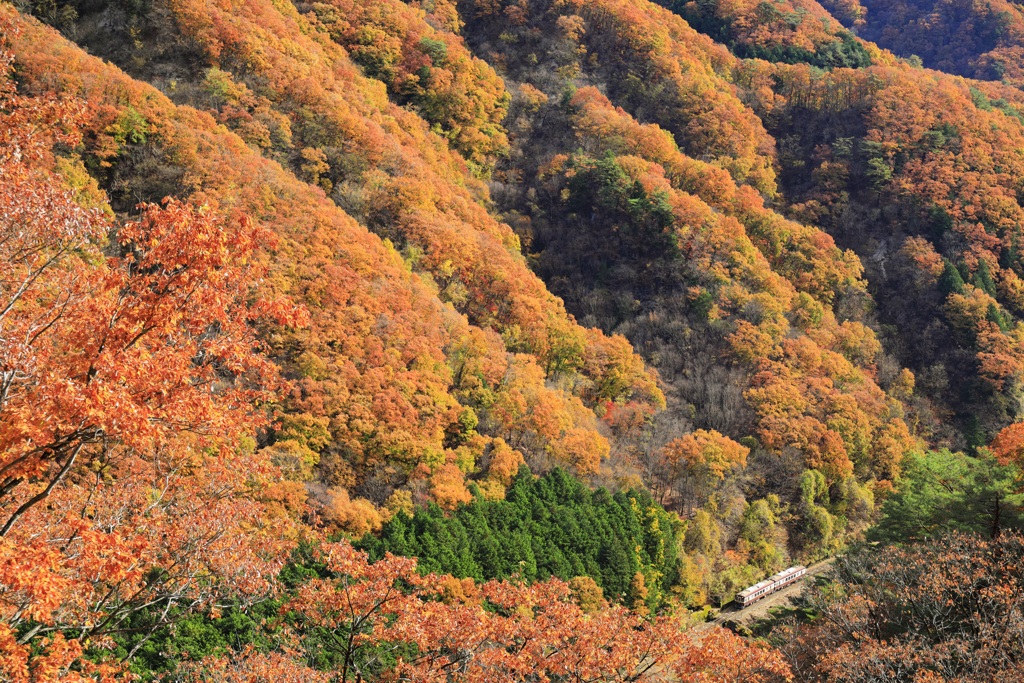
[735,565,807,607]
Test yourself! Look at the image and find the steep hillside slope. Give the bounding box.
[634,0,1024,449]
[459,0,913,560]
[657,0,876,67]
[820,0,1024,84]
[3,1,669,528]
[9,0,922,598]
[9,0,1024,676]
[746,59,1024,447]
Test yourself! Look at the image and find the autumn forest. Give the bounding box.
[4,0,1024,679]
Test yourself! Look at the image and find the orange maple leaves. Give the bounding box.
[0,184,294,531]
[216,540,795,683]
[663,429,750,482]
[0,35,296,529]
[0,41,305,679]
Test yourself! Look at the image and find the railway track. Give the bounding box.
[699,558,836,630]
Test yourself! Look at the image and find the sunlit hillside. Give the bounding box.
[4,0,1024,679]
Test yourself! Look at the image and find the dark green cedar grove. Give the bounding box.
[357,467,682,610]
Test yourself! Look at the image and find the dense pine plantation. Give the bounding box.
[6,0,1024,679]
[359,468,682,610]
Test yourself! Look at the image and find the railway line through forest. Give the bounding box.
[698,558,836,630]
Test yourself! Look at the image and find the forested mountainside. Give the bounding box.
[818,0,1024,83]
[6,0,1024,678]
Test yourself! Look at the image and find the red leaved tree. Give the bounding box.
[0,36,306,680]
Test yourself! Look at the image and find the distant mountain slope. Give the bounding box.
[627,0,1024,448]
[821,0,1024,85]
[656,0,876,67]
[460,0,913,489]
[748,59,1024,447]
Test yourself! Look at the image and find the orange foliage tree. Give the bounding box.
[0,42,304,679]
[193,540,793,682]
[661,430,749,509]
[0,47,299,534]
[991,421,1024,465]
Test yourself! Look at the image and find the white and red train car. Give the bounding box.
[735,565,807,607]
